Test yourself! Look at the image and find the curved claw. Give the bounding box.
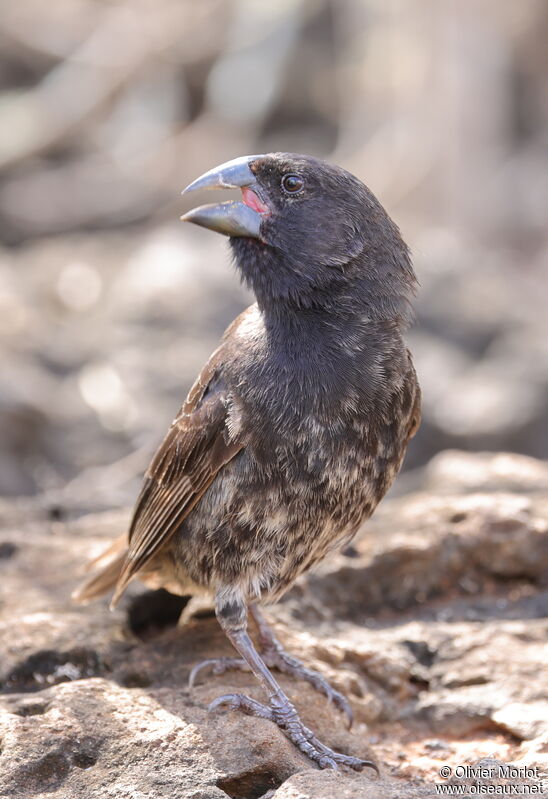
[361,760,380,776]
[333,754,379,775]
[188,657,248,689]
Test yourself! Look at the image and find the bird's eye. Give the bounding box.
[281,174,304,194]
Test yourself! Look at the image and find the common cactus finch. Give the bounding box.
[75,153,420,771]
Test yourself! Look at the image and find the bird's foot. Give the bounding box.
[258,644,353,728]
[209,690,378,773]
[189,648,353,727]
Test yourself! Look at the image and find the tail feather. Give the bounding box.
[81,534,127,574]
[72,535,128,604]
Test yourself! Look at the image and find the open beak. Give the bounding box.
[181,155,267,239]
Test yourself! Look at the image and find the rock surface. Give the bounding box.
[1,450,547,798]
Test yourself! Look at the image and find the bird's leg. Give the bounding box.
[189,603,353,727]
[204,594,376,772]
[248,604,353,726]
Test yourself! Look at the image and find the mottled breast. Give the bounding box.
[171,305,420,603]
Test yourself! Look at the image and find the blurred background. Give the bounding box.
[1,0,547,510]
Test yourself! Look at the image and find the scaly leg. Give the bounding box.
[189,604,353,727]
[195,595,377,772]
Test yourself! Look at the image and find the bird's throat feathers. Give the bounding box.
[230,233,417,330]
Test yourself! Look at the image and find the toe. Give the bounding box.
[317,755,338,769]
[326,688,354,729]
[188,659,215,689]
[208,692,274,721]
[295,721,376,773]
[188,657,248,688]
[208,692,243,713]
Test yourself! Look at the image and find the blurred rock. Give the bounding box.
[492,703,548,742]
[0,227,252,497]
[424,450,548,494]
[407,237,548,469]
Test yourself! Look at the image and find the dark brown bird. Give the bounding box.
[74,153,420,771]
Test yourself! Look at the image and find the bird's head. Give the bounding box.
[182,153,416,322]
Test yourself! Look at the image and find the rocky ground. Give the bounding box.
[1,449,547,798]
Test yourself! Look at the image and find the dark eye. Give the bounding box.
[281,174,304,194]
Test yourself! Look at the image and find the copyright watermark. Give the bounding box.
[435,764,545,795]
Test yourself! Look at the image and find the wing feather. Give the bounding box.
[111,347,243,605]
